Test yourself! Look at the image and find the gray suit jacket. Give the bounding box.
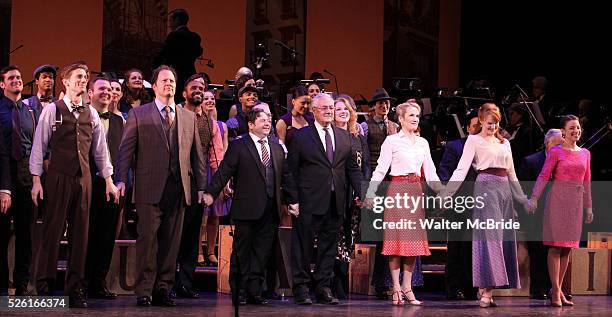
[117,101,206,205]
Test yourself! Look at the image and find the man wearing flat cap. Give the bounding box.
[226,85,258,140]
[24,64,56,110]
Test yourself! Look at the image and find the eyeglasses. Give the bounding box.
[314,106,334,111]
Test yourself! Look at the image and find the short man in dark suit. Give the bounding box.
[24,64,56,110]
[518,128,563,299]
[437,111,479,300]
[204,108,298,305]
[83,76,125,300]
[289,93,362,305]
[153,8,203,102]
[115,65,207,307]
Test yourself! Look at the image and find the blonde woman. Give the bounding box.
[367,102,443,306]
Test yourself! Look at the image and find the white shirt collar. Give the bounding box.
[314,120,332,132]
[62,95,83,109]
[155,98,176,113]
[249,132,267,144]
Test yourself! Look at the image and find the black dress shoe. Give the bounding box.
[175,285,199,299]
[447,290,465,300]
[36,280,51,296]
[137,296,152,307]
[315,287,339,305]
[14,284,29,296]
[262,290,281,300]
[247,295,269,305]
[89,287,117,300]
[69,289,88,308]
[152,289,177,307]
[293,291,313,305]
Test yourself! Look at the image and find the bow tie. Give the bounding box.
[72,104,85,113]
[39,96,53,103]
[98,112,111,120]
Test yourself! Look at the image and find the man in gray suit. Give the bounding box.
[116,65,207,307]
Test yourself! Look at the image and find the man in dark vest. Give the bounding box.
[203,108,298,305]
[0,65,41,296]
[359,88,398,298]
[30,62,119,308]
[115,65,207,307]
[24,64,57,110]
[83,76,125,300]
[174,73,223,299]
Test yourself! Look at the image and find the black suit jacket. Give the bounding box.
[91,112,124,182]
[153,26,203,81]
[0,121,10,191]
[288,125,362,217]
[207,135,297,220]
[518,150,546,182]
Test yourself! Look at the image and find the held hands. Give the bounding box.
[201,192,214,207]
[105,178,120,204]
[0,192,11,213]
[288,203,299,217]
[524,198,537,214]
[115,182,126,197]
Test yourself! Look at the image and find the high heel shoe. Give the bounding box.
[560,291,574,306]
[479,293,498,308]
[401,289,422,306]
[548,289,562,307]
[207,254,219,266]
[391,291,405,306]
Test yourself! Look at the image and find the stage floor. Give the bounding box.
[2,292,611,316]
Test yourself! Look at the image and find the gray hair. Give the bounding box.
[311,93,334,109]
[544,128,561,145]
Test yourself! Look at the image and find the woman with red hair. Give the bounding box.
[443,103,530,308]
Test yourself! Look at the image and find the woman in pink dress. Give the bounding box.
[528,115,593,307]
[529,115,593,307]
[367,102,443,306]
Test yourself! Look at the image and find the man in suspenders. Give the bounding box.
[29,62,119,308]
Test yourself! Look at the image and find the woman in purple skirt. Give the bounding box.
[443,104,530,308]
[528,115,593,307]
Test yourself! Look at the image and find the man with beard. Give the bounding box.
[24,64,56,110]
[83,77,125,300]
[0,65,41,296]
[115,65,207,307]
[30,63,119,307]
[174,73,223,298]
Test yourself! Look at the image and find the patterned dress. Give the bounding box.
[445,134,527,288]
[531,146,591,248]
[368,132,443,257]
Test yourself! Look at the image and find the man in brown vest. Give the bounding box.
[30,62,119,308]
[115,65,207,307]
[359,88,399,299]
